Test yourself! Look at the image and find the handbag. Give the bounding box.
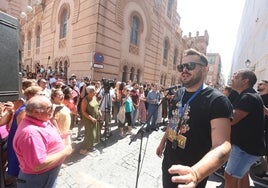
[117,103,125,124]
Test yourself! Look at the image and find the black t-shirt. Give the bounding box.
[162,86,233,187]
[261,94,268,152]
[231,88,265,156]
[261,94,268,130]
[162,87,233,188]
[165,86,233,164]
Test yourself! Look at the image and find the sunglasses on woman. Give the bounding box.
[177,62,204,72]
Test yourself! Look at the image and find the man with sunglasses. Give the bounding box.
[13,96,73,188]
[156,48,233,188]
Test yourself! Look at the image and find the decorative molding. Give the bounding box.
[54,56,70,66]
[115,0,152,42]
[120,59,142,71]
[129,44,139,55]
[36,47,40,54]
[51,0,60,33]
[57,3,71,24]
[59,38,66,48]
[72,0,80,24]
[51,0,80,33]
[115,0,124,29]
[27,50,31,57]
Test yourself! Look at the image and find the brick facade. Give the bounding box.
[1,0,209,86]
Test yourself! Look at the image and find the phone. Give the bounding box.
[53,105,64,117]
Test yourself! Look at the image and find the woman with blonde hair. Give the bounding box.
[50,88,71,145]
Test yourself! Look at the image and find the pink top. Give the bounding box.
[0,124,8,138]
[13,115,64,174]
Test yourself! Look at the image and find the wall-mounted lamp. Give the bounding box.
[245,59,251,68]
[26,5,33,13]
[33,0,45,11]
[20,5,33,19]
[20,12,27,19]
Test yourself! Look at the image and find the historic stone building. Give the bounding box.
[1,0,209,86]
[207,53,224,88]
[230,0,268,83]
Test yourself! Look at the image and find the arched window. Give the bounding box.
[55,61,58,73]
[163,38,169,60]
[130,15,139,45]
[27,31,31,50]
[60,9,68,39]
[64,61,68,79]
[130,67,135,81]
[26,65,30,73]
[173,48,178,69]
[36,25,41,48]
[136,69,140,83]
[59,61,63,78]
[167,0,172,18]
[122,65,128,82]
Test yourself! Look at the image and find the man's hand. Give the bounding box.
[168,164,198,188]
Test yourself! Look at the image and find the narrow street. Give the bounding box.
[54,122,263,188]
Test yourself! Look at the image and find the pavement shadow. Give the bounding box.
[128,126,150,144]
[63,122,166,168]
[63,124,123,166]
[209,174,225,188]
[63,142,87,166]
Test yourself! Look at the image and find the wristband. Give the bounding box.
[191,167,199,184]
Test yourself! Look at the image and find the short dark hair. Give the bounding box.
[224,85,233,93]
[183,48,208,66]
[69,77,75,81]
[240,69,257,87]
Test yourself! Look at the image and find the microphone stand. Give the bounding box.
[129,88,176,188]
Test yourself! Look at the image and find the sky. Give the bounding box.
[177,0,245,80]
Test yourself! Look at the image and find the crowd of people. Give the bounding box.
[0,48,267,187]
[0,70,173,187]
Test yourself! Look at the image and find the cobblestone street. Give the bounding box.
[54,122,253,188]
[6,122,263,188]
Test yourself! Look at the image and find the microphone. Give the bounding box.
[164,85,181,91]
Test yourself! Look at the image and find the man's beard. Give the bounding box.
[181,71,203,88]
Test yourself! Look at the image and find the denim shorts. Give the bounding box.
[225,145,261,178]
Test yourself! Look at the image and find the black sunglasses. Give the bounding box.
[177,62,204,72]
